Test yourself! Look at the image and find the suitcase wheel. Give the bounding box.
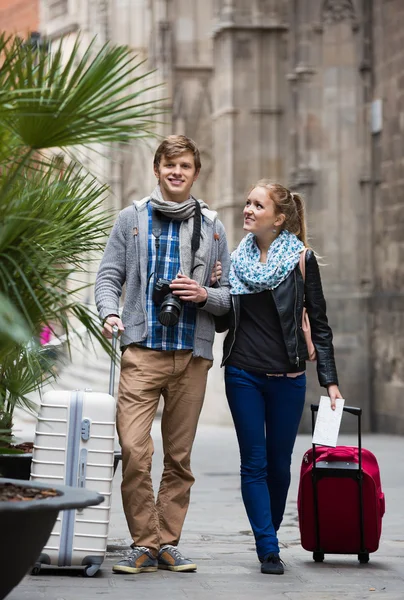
[358,552,369,564]
[313,551,324,563]
[83,564,100,577]
[31,563,41,576]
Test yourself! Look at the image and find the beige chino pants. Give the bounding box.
[116,345,212,556]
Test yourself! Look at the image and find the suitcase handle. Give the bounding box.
[310,404,362,417]
[310,403,362,458]
[108,326,119,397]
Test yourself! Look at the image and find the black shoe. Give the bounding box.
[261,553,284,575]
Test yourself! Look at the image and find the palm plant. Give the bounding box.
[0,32,162,446]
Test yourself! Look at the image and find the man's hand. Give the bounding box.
[102,315,125,339]
[210,261,222,285]
[327,384,343,411]
[170,273,208,303]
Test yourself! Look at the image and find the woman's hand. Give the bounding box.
[210,261,222,285]
[327,384,343,411]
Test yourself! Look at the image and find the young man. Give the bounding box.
[95,135,230,574]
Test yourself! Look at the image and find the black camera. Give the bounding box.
[152,278,182,327]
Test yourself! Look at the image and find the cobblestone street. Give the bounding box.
[7,422,404,600]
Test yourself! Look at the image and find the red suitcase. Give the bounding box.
[298,404,385,563]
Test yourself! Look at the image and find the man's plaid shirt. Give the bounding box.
[138,203,197,351]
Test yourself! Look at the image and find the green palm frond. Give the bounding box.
[1,343,53,409]
[0,33,165,149]
[0,293,30,357]
[0,342,55,446]
[0,158,112,348]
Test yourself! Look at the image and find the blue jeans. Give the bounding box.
[225,365,306,560]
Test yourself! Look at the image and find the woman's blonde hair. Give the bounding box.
[253,180,308,247]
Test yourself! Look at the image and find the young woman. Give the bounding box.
[222,181,342,575]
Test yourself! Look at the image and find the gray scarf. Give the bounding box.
[149,185,212,285]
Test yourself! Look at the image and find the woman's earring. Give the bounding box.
[272,227,277,233]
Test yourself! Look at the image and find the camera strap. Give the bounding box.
[151,209,163,280]
[151,200,201,279]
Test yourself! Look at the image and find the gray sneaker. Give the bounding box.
[158,545,197,572]
[113,546,158,574]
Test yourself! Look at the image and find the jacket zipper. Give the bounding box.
[194,218,218,349]
[293,269,299,365]
[134,204,148,336]
[222,296,238,365]
[224,272,300,366]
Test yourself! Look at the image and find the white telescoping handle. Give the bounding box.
[109,326,119,397]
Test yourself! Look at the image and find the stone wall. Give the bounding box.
[285,0,373,432]
[34,0,404,433]
[371,0,404,433]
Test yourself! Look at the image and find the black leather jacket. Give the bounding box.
[220,250,338,388]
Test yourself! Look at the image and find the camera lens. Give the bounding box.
[158,293,182,327]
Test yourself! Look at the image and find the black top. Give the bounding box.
[221,251,338,387]
[226,291,302,374]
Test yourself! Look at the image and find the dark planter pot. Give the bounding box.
[0,477,104,600]
[0,451,122,480]
[0,453,33,480]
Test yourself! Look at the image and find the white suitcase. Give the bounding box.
[30,332,119,577]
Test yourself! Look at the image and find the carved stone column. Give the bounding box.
[212,0,289,250]
[289,0,372,431]
[287,0,317,193]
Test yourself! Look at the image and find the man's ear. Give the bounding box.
[193,168,201,183]
[153,164,160,180]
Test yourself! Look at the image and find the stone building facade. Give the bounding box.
[371,0,404,433]
[33,0,403,433]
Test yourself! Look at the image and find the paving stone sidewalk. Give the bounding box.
[7,423,404,600]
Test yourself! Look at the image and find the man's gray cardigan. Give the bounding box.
[95,197,231,361]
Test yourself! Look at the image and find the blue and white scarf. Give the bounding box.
[229,230,304,295]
